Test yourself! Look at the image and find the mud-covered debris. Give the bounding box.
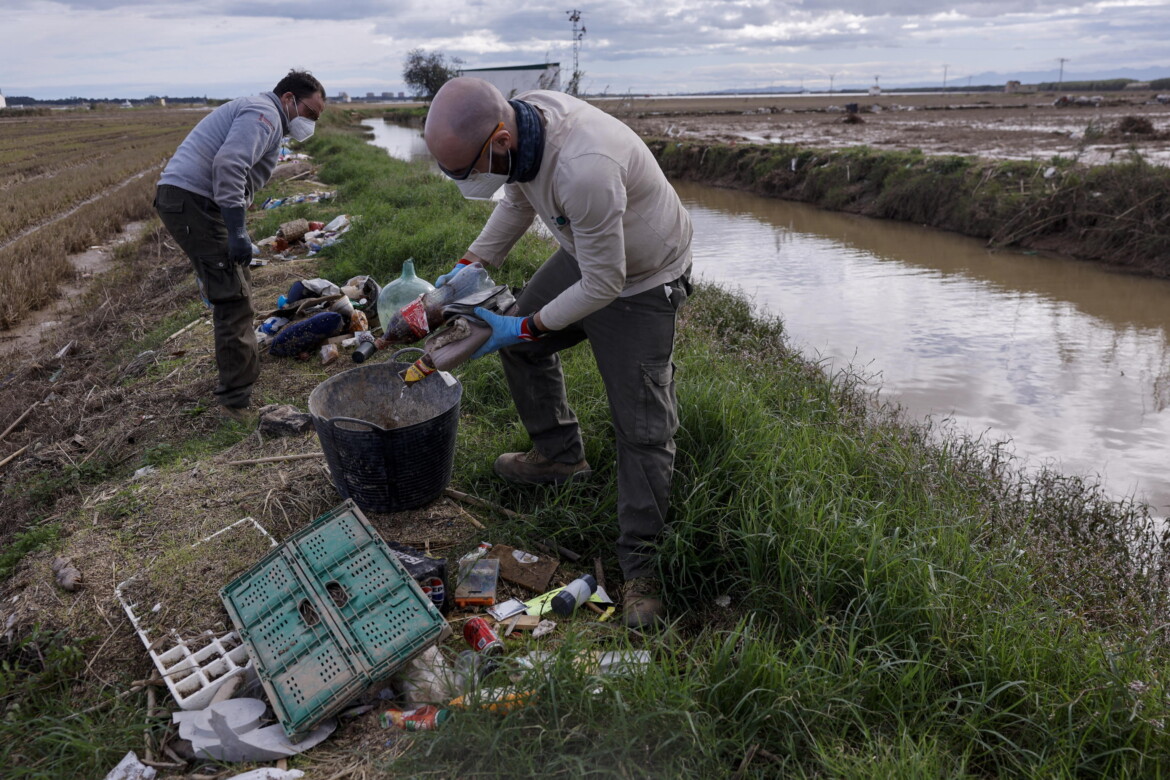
[51,556,83,591]
[258,404,313,436]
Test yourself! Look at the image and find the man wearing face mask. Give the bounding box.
[154,70,325,421]
[424,77,693,630]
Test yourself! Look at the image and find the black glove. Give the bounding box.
[222,206,253,266]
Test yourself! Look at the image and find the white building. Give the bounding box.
[458,63,561,98]
[0,91,7,109]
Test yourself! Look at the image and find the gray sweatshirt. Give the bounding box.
[468,90,692,331]
[158,92,288,209]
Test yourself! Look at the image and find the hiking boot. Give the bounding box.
[622,577,665,630]
[219,404,257,427]
[493,449,592,485]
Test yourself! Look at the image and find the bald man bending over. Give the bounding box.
[425,77,693,630]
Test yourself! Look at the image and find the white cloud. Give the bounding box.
[2,0,1167,98]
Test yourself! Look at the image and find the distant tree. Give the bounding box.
[403,49,463,100]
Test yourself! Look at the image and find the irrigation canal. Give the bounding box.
[365,118,1170,518]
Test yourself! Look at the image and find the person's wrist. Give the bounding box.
[519,315,544,341]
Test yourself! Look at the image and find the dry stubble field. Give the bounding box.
[0,107,200,329]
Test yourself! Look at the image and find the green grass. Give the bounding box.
[0,626,153,778]
[296,119,1170,776]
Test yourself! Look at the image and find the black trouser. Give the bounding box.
[501,248,691,580]
[154,185,258,408]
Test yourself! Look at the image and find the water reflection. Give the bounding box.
[675,180,1170,515]
[362,118,433,167]
[364,118,1170,515]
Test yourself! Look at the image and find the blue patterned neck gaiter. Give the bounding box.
[507,99,545,183]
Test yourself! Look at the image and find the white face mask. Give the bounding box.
[287,96,316,141]
[455,142,510,200]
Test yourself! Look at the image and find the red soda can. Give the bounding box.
[463,616,503,656]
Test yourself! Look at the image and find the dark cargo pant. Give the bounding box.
[501,248,691,580]
[154,185,258,409]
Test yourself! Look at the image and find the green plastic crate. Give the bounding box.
[221,500,448,739]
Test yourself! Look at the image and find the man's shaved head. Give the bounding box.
[425,77,511,167]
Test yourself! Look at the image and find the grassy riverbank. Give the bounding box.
[1,111,1169,777]
[648,138,1170,277]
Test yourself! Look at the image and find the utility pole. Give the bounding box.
[566,10,586,96]
[1057,57,1069,87]
[942,64,949,90]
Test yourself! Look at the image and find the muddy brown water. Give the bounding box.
[368,120,1170,517]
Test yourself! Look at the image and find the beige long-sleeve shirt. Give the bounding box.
[467,90,693,331]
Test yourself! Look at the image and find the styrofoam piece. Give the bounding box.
[116,517,277,710]
[172,697,336,762]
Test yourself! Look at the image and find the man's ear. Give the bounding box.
[493,128,513,151]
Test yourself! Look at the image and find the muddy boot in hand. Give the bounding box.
[621,577,665,630]
[493,449,593,485]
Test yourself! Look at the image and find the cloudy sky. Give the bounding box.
[4,0,1168,99]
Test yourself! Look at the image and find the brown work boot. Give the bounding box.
[219,404,257,427]
[493,449,592,485]
[622,577,665,630]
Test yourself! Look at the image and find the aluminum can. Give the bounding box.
[463,616,503,656]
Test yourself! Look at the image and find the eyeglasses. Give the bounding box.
[438,121,504,181]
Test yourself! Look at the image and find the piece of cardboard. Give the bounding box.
[484,544,558,593]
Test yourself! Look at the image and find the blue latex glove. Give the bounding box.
[221,206,253,266]
[471,307,535,360]
[435,259,472,288]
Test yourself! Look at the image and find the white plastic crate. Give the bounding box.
[116,517,277,710]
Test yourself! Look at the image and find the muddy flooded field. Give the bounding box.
[603,91,1170,166]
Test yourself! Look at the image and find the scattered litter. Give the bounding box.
[103,751,157,780]
[51,556,83,592]
[387,542,450,613]
[454,558,499,607]
[379,704,450,731]
[115,517,277,710]
[456,541,493,580]
[225,770,305,780]
[524,582,612,617]
[219,500,449,739]
[392,644,461,706]
[715,594,731,608]
[132,465,157,480]
[172,697,336,762]
[261,190,334,209]
[463,616,504,655]
[531,619,557,638]
[485,544,558,593]
[487,598,528,622]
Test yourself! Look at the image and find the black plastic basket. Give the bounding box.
[308,349,462,513]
